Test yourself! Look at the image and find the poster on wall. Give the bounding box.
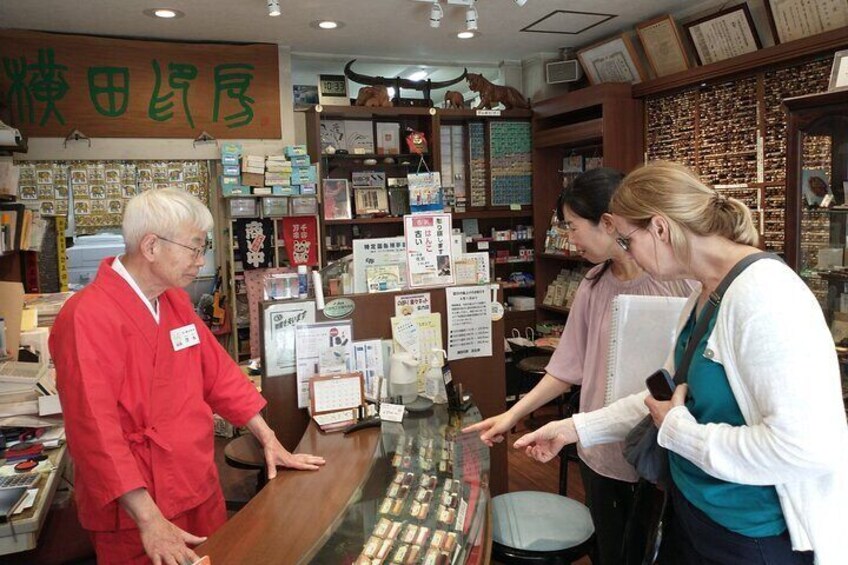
[295,321,354,408]
[446,286,492,361]
[262,301,316,377]
[404,213,454,288]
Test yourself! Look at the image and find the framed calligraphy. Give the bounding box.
[636,15,690,78]
[577,34,646,85]
[764,0,848,44]
[684,4,761,66]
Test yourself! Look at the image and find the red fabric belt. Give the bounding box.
[124,427,172,452]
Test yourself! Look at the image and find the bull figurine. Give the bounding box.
[345,60,467,107]
[444,90,464,109]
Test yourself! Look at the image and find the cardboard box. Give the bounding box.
[241,172,265,187]
[284,145,308,157]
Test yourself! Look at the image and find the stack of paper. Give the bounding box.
[0,361,51,417]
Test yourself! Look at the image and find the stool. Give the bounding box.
[515,354,552,427]
[558,388,582,497]
[223,434,267,510]
[492,491,596,564]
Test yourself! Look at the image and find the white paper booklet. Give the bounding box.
[604,295,688,406]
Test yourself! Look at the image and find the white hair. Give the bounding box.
[122,188,213,252]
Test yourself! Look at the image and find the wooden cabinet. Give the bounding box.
[532,84,644,323]
[784,89,848,327]
[304,105,536,334]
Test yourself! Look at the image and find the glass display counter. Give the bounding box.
[309,405,490,565]
[198,404,490,564]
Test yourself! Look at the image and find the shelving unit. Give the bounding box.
[532,84,644,325]
[305,104,536,336]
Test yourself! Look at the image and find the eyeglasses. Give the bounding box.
[615,227,642,252]
[156,235,210,260]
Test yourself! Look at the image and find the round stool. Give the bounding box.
[492,491,596,564]
[224,434,267,509]
[515,355,552,427]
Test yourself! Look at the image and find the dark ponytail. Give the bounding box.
[556,167,624,286]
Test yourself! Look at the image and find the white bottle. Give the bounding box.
[423,349,448,404]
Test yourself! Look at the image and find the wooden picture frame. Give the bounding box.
[636,15,690,77]
[829,49,848,91]
[684,4,761,66]
[764,0,848,45]
[577,34,647,85]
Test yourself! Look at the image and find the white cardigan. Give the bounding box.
[573,259,848,564]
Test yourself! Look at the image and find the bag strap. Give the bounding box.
[674,252,780,384]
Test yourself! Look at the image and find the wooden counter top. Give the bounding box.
[198,424,380,563]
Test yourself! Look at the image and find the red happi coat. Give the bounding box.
[50,258,266,531]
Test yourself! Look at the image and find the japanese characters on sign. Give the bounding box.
[404,213,454,288]
[281,216,319,267]
[0,30,281,138]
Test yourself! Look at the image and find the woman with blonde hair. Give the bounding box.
[515,161,848,564]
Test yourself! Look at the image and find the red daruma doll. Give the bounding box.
[405,129,428,154]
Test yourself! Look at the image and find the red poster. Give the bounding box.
[281,216,318,266]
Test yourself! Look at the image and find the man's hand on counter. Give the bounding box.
[246,413,326,479]
[263,436,326,478]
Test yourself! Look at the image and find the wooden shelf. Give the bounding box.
[325,217,402,225]
[325,210,533,225]
[313,105,436,119]
[633,25,848,98]
[539,252,587,263]
[321,152,427,162]
[534,119,603,149]
[453,210,532,219]
[438,108,533,120]
[538,304,570,316]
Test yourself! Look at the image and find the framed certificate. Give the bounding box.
[765,0,848,44]
[829,49,848,91]
[684,4,761,66]
[636,15,690,77]
[577,34,646,85]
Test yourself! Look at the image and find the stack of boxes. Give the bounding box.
[220,142,250,197]
[542,267,587,309]
[219,144,320,217]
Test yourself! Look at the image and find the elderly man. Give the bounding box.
[50,188,325,565]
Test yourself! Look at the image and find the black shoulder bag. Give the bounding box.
[622,252,778,486]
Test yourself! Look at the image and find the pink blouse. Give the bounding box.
[545,264,694,482]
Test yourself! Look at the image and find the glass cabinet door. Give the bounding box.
[797,115,848,340]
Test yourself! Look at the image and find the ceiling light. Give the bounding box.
[143,8,184,19]
[430,2,444,28]
[388,87,396,98]
[457,31,475,39]
[514,0,528,6]
[318,20,338,29]
[267,0,281,17]
[465,4,478,31]
[408,70,429,81]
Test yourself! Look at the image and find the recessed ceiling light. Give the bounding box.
[143,8,184,19]
[267,0,281,17]
[457,31,475,39]
[408,70,428,81]
[310,20,345,30]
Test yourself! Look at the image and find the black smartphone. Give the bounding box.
[646,369,676,401]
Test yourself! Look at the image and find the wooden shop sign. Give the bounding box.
[0,30,281,139]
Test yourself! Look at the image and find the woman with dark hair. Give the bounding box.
[464,167,693,565]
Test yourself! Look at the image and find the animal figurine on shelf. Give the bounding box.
[355,85,393,107]
[467,73,530,110]
[444,90,464,109]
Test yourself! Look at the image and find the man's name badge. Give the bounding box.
[170,324,200,351]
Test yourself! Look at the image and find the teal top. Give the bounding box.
[668,305,786,538]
